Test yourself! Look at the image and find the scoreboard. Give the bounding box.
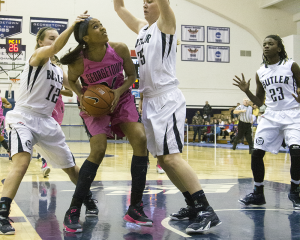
[6,38,22,54]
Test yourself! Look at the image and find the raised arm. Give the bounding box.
[114,0,147,34]
[233,73,265,107]
[30,12,89,66]
[156,0,176,34]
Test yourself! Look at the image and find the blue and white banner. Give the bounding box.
[131,90,140,99]
[30,17,68,36]
[0,15,22,39]
[181,45,204,62]
[207,27,230,44]
[181,25,204,42]
[207,46,230,63]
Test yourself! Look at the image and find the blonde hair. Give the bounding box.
[35,27,56,49]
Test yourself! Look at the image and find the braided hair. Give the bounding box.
[262,35,288,66]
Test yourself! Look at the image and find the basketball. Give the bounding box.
[82,84,114,117]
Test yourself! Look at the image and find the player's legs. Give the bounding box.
[0,118,10,159]
[239,117,282,206]
[64,133,107,233]
[119,122,153,226]
[39,155,51,177]
[232,122,246,150]
[244,123,254,153]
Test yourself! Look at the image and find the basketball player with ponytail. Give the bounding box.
[0,12,95,235]
[60,16,152,232]
[234,35,300,209]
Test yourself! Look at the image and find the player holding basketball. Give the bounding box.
[39,86,73,178]
[233,35,300,209]
[60,16,151,232]
[0,13,98,235]
[0,93,12,159]
[114,0,221,233]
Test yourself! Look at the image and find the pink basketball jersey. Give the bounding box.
[52,94,64,125]
[80,43,124,92]
[0,98,3,117]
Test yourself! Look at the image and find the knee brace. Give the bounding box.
[290,145,300,181]
[251,149,266,183]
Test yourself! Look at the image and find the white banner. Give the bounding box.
[207,27,230,44]
[181,45,204,62]
[181,25,204,42]
[207,46,230,63]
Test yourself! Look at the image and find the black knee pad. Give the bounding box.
[290,145,300,157]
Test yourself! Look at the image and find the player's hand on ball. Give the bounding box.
[110,88,122,112]
[292,88,300,103]
[79,94,90,116]
[233,73,250,92]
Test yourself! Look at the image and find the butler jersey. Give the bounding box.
[135,22,179,97]
[17,57,63,117]
[257,59,299,110]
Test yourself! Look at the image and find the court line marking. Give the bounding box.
[161,217,191,238]
[161,208,294,238]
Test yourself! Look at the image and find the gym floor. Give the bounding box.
[0,141,297,240]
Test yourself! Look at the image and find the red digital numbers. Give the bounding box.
[6,38,22,53]
[9,44,19,53]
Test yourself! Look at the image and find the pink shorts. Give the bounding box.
[80,90,140,138]
[0,116,4,136]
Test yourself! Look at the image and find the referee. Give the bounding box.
[232,98,254,154]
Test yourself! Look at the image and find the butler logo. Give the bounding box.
[188,48,198,53]
[256,137,264,145]
[188,29,198,34]
[25,140,32,150]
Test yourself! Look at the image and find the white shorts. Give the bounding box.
[142,88,185,158]
[5,110,75,168]
[254,108,300,154]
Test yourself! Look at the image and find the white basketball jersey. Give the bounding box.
[257,59,299,110]
[135,22,179,97]
[17,57,63,116]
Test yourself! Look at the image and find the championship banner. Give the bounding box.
[181,25,204,42]
[207,27,230,44]
[207,46,230,63]
[0,15,22,39]
[30,17,68,36]
[181,44,204,62]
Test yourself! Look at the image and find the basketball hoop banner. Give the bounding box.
[30,17,68,36]
[207,46,230,63]
[181,44,204,62]
[0,44,26,63]
[0,15,23,39]
[207,27,230,44]
[181,25,204,42]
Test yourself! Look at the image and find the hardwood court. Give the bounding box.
[0,142,296,240]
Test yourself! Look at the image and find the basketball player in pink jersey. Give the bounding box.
[0,94,12,159]
[60,16,152,232]
[114,0,221,233]
[39,87,73,177]
[0,13,99,235]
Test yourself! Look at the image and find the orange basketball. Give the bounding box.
[82,84,114,117]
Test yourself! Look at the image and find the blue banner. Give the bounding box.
[0,15,22,39]
[30,17,68,36]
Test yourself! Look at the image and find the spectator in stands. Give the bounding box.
[210,124,221,143]
[192,111,202,143]
[252,104,259,125]
[203,101,212,121]
[221,120,230,139]
[220,114,226,121]
[184,118,188,138]
[202,121,211,143]
[232,98,254,154]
